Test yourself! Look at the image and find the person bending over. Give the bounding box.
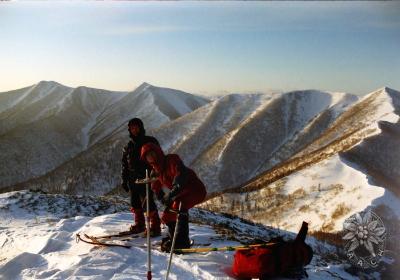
[140,143,207,251]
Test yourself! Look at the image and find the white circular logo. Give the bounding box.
[342,210,386,269]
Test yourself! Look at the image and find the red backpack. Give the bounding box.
[232,222,313,279]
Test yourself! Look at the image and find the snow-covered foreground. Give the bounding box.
[0,191,374,279]
[1,216,236,279]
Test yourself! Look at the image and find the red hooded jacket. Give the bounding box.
[140,143,207,210]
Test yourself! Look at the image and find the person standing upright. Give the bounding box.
[121,118,161,236]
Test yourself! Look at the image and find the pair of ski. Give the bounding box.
[77,230,277,253]
[76,231,143,249]
[76,230,205,252]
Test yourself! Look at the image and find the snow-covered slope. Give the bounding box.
[0,82,208,192]
[202,154,400,232]
[88,82,208,146]
[199,87,400,238]
[0,190,386,279]
[342,87,400,197]
[0,81,126,189]
[153,90,358,192]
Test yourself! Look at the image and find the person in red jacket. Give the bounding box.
[140,142,207,252]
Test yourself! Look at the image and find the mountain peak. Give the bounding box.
[37,80,63,87]
[140,82,151,87]
[130,82,154,94]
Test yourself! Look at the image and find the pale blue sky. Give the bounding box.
[1,1,399,95]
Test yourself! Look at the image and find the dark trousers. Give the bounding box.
[129,183,158,212]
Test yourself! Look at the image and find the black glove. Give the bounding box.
[156,189,165,201]
[161,192,172,206]
[121,182,129,193]
[169,183,181,198]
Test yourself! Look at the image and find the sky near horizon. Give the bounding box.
[0,1,399,96]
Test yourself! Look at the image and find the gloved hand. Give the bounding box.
[161,192,172,206]
[169,183,181,199]
[121,182,129,193]
[156,189,165,201]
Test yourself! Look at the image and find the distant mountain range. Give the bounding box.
[0,81,208,192]
[1,82,400,233]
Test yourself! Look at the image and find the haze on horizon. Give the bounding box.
[0,1,399,96]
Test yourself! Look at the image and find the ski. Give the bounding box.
[172,242,277,254]
[86,231,141,240]
[76,233,132,249]
[84,233,102,244]
[76,233,219,253]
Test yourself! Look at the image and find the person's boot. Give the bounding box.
[129,208,145,233]
[160,213,191,252]
[150,211,161,237]
[174,212,191,249]
[161,222,175,252]
[142,211,161,237]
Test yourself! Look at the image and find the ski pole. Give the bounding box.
[146,169,152,280]
[165,202,182,280]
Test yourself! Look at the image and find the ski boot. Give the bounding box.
[129,208,145,233]
[142,211,161,237]
[161,212,191,252]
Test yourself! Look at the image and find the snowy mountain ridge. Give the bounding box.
[2,86,400,199]
[4,88,356,195]
[0,81,208,190]
[154,89,362,192]
[199,87,400,233]
[2,84,399,197]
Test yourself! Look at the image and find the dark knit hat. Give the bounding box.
[128,118,145,138]
[128,118,144,128]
